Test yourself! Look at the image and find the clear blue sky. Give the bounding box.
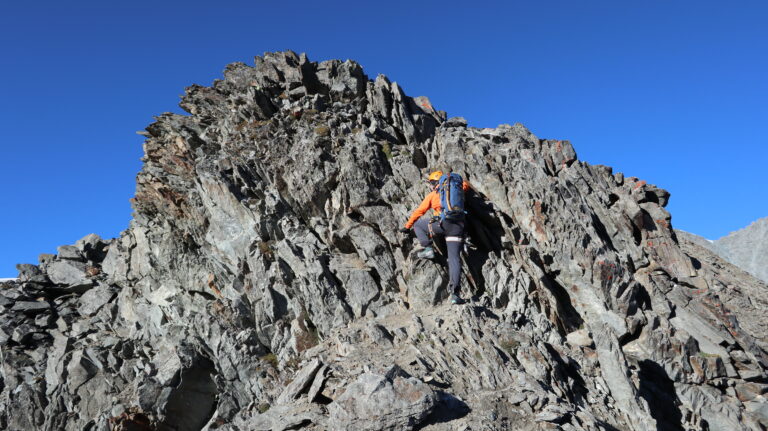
[1,1,766,277]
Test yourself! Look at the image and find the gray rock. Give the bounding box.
[77,284,114,316]
[566,329,593,347]
[15,263,49,284]
[306,364,329,403]
[44,331,72,394]
[243,403,324,431]
[676,234,768,355]
[11,300,50,313]
[46,260,89,286]
[38,253,55,268]
[328,366,438,430]
[443,117,467,128]
[56,245,83,261]
[276,358,323,405]
[677,218,768,284]
[66,349,98,392]
[1,51,766,431]
[715,217,768,284]
[744,400,768,427]
[11,323,40,344]
[535,404,571,423]
[75,233,109,262]
[34,312,54,327]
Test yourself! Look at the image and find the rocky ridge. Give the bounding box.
[676,217,768,284]
[1,51,767,431]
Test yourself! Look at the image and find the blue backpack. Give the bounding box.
[438,172,466,222]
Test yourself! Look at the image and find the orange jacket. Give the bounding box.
[404,182,469,229]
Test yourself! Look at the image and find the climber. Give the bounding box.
[400,170,469,304]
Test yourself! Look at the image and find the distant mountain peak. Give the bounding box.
[677,216,768,284]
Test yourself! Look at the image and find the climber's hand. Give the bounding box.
[399,228,411,234]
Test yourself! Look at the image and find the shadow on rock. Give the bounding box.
[414,391,471,430]
[637,359,684,431]
[158,353,218,431]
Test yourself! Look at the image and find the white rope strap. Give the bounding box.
[446,236,463,242]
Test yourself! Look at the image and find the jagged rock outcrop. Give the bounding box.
[1,51,766,431]
[677,217,768,284]
[675,234,768,356]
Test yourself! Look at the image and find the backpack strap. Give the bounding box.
[445,171,452,212]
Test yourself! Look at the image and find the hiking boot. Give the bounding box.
[464,237,476,253]
[417,247,435,259]
[451,294,465,305]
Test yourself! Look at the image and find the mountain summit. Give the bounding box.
[1,51,766,430]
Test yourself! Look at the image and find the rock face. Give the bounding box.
[677,217,768,284]
[1,51,767,431]
[675,234,768,357]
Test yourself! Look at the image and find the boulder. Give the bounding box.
[46,260,90,287]
[77,284,115,316]
[15,263,49,284]
[328,366,437,431]
[57,245,84,261]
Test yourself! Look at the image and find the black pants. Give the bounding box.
[414,217,465,294]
